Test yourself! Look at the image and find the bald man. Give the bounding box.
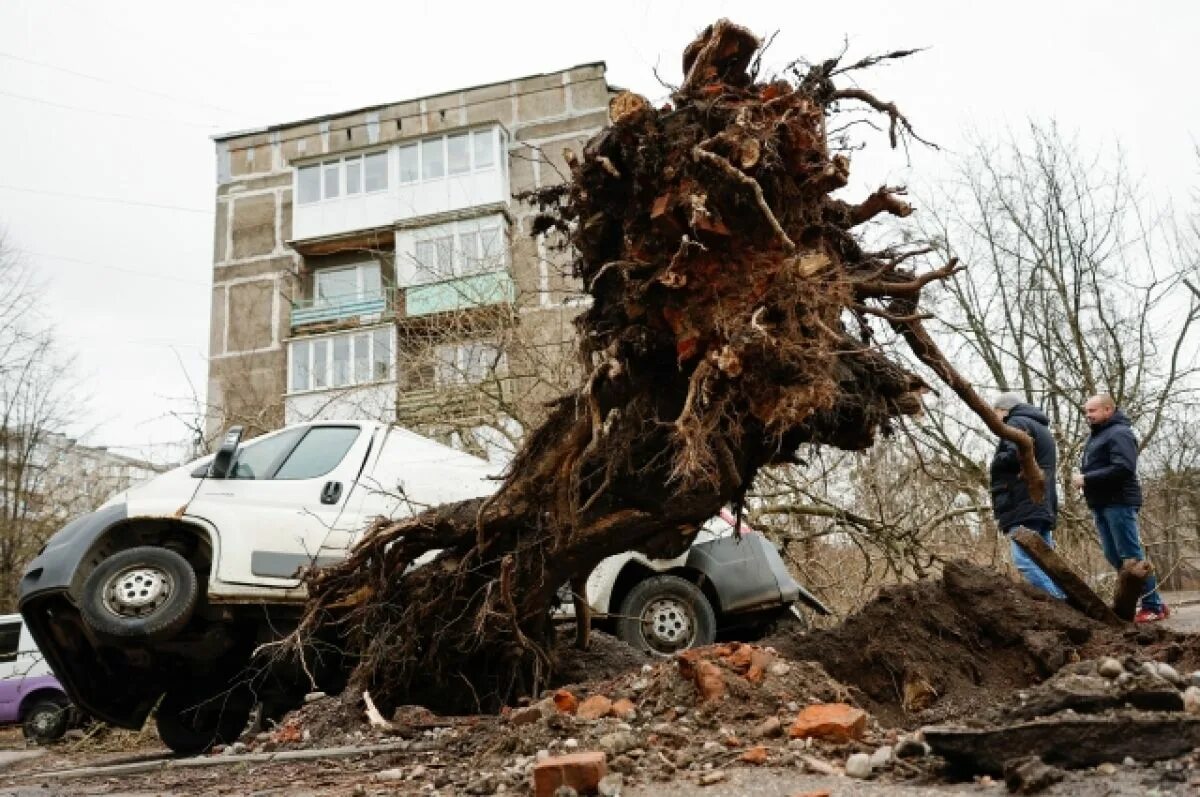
[1071,394,1168,622]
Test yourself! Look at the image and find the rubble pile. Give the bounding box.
[926,654,1200,779]
[243,640,934,794]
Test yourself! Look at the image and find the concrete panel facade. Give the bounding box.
[230,194,277,259]
[207,62,611,443]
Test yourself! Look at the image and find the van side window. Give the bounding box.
[229,429,306,480]
[0,623,20,663]
[274,427,360,480]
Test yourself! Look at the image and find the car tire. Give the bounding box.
[22,697,69,744]
[156,687,252,756]
[80,546,198,641]
[616,575,717,656]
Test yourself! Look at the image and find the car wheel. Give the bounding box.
[22,697,69,743]
[80,546,198,641]
[616,575,716,656]
[156,687,252,755]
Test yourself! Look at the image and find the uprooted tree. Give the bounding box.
[294,19,1044,714]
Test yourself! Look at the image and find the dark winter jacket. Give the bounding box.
[1081,410,1142,508]
[990,404,1058,530]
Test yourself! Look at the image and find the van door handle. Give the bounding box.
[320,481,343,505]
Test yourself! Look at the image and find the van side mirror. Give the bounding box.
[208,426,244,479]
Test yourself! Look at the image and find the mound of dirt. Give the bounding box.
[550,629,652,687]
[765,561,1108,726]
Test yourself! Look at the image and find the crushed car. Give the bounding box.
[20,421,827,753]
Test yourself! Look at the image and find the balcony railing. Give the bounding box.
[290,290,394,328]
[405,270,515,317]
[290,270,516,328]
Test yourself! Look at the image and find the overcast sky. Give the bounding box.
[0,0,1196,464]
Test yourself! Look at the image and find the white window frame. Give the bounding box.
[295,149,391,205]
[288,326,396,394]
[409,216,507,286]
[396,127,501,186]
[313,261,383,307]
[433,340,505,387]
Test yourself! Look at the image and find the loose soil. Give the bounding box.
[766,560,1200,727]
[4,563,1200,795]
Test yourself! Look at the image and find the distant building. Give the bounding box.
[3,430,162,520]
[206,63,613,443]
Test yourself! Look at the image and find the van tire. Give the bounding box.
[80,546,198,641]
[616,575,716,656]
[22,696,69,743]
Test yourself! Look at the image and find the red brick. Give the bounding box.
[533,751,607,797]
[610,698,637,719]
[552,689,578,714]
[740,745,769,764]
[788,703,868,742]
[577,695,613,720]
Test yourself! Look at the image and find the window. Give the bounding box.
[289,327,395,392]
[411,219,505,283]
[364,151,388,192]
[298,165,321,204]
[472,130,495,169]
[353,332,370,383]
[312,339,328,389]
[274,427,360,480]
[332,336,351,387]
[291,340,311,391]
[447,133,470,175]
[229,428,306,480]
[399,144,419,183]
[296,151,388,204]
[323,161,340,199]
[314,262,381,306]
[0,622,18,663]
[421,138,444,179]
[434,341,503,387]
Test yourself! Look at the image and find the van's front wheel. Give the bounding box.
[80,547,198,641]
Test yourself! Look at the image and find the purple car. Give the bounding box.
[0,614,73,743]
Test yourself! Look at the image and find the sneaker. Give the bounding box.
[1134,606,1170,624]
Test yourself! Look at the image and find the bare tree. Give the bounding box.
[0,232,89,609]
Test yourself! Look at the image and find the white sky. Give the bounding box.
[0,0,1196,464]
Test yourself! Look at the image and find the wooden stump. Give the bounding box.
[1010,529,1122,626]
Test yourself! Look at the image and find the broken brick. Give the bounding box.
[553,689,579,714]
[533,751,607,797]
[577,695,613,720]
[610,698,637,719]
[677,649,727,702]
[740,745,769,765]
[789,703,868,742]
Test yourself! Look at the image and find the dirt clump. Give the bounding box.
[550,629,652,688]
[765,561,1110,726]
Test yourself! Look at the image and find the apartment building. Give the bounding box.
[207,64,613,443]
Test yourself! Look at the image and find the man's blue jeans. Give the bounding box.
[1092,504,1165,612]
[1005,520,1067,599]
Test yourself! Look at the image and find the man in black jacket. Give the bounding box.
[990,392,1065,598]
[1071,394,1169,623]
